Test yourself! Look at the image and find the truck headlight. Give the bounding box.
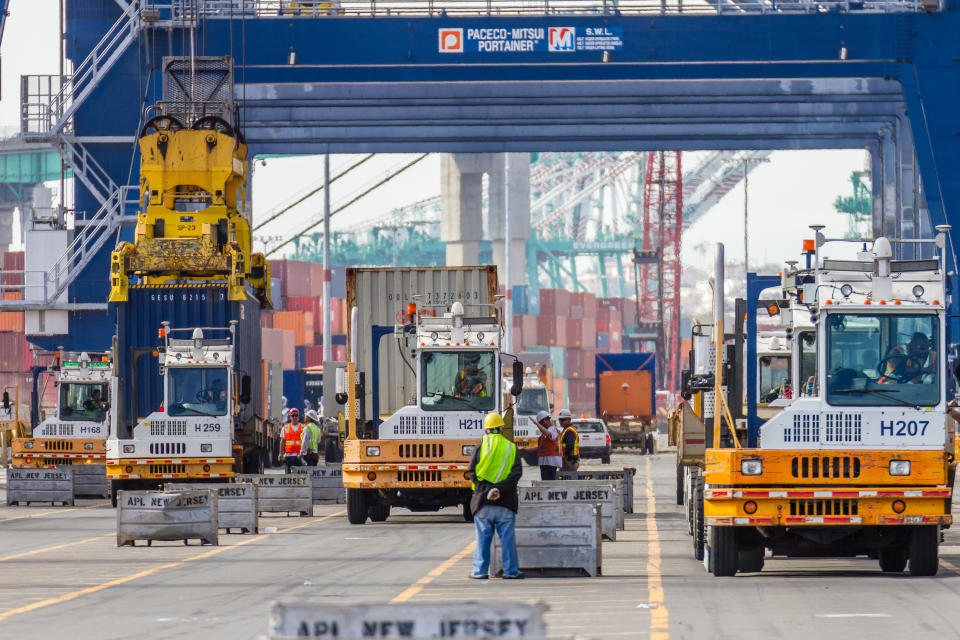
[462,445,476,456]
[741,459,763,476]
[23,441,34,449]
[889,460,911,476]
[122,444,134,454]
[366,446,380,456]
[201,444,212,453]
[84,443,94,450]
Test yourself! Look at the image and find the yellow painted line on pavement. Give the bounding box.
[0,534,113,563]
[940,558,960,575]
[0,510,344,622]
[391,541,476,603]
[645,457,669,640]
[0,502,109,523]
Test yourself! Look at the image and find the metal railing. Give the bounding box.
[144,0,937,17]
[0,187,138,309]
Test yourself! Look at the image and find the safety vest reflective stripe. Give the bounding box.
[475,433,516,485]
[284,424,303,455]
[561,426,579,457]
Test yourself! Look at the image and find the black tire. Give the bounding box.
[346,488,368,524]
[369,503,390,523]
[110,481,121,508]
[710,526,739,577]
[462,501,474,523]
[692,474,705,560]
[879,544,908,573]
[676,463,684,506]
[738,546,765,573]
[909,526,939,576]
[645,432,655,455]
[601,454,611,465]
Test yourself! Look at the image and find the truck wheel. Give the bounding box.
[369,503,390,523]
[676,463,684,506]
[692,474,705,560]
[908,526,939,576]
[601,454,611,465]
[346,488,368,524]
[710,526,739,577]
[645,432,655,455]
[110,481,123,508]
[462,500,474,523]
[738,546,764,573]
[878,544,907,573]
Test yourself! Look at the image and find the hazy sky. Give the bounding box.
[1,1,866,277]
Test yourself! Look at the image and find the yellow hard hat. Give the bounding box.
[483,412,505,431]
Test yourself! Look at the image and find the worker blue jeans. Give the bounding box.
[472,505,519,578]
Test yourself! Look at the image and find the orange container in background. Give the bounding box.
[598,369,653,419]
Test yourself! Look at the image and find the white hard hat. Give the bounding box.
[536,410,552,423]
[306,409,319,422]
[557,409,572,419]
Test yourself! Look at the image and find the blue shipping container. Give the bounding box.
[526,286,541,316]
[283,369,305,413]
[596,332,611,350]
[511,285,527,315]
[112,284,263,432]
[295,346,308,370]
[594,352,656,415]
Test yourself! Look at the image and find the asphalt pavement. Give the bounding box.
[2,454,960,639]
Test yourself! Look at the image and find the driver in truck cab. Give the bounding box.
[457,354,488,398]
[83,388,105,412]
[878,332,937,384]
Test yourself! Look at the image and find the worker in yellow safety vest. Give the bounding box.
[300,409,322,466]
[467,412,524,580]
[558,408,580,472]
[279,408,304,474]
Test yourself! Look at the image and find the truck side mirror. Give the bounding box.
[510,360,524,396]
[240,374,252,404]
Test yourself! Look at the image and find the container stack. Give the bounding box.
[512,286,638,417]
[0,251,36,412]
[262,260,351,408]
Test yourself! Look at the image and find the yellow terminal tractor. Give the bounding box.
[343,299,535,524]
[106,322,243,504]
[12,351,111,468]
[702,229,955,576]
[108,114,271,308]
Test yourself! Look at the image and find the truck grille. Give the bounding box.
[149,464,186,475]
[785,414,820,443]
[790,499,858,516]
[149,420,187,436]
[398,443,444,459]
[42,439,75,451]
[824,413,862,443]
[791,455,860,479]
[420,416,444,435]
[149,442,186,455]
[398,470,441,482]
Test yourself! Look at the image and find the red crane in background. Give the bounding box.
[637,151,683,392]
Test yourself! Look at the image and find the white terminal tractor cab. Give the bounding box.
[763,234,949,451]
[106,322,241,502]
[379,301,537,441]
[14,351,112,468]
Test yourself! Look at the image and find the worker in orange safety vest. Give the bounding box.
[279,408,304,474]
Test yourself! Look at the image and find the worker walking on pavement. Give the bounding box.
[534,410,561,480]
[468,412,524,580]
[558,409,580,472]
[300,409,322,466]
[279,408,304,473]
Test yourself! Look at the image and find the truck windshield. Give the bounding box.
[797,331,817,396]
[421,350,495,412]
[759,356,790,402]
[516,388,549,415]
[826,313,939,407]
[167,367,229,417]
[59,382,109,422]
